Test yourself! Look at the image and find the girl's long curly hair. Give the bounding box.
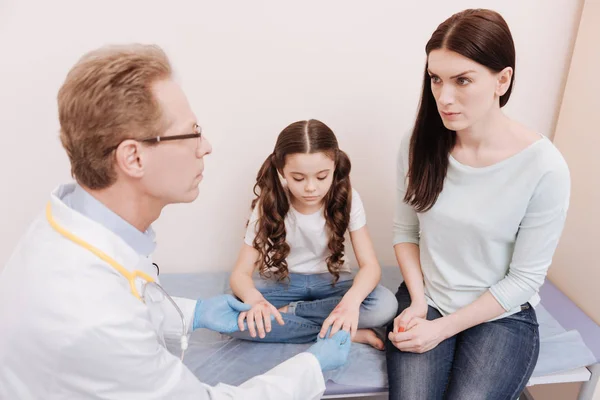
[250,119,352,283]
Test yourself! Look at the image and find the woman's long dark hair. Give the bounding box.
[405,9,516,212]
[251,119,352,283]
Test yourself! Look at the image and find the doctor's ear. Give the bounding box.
[114,140,145,179]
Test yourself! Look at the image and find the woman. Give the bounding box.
[386,9,570,400]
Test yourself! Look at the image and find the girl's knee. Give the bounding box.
[360,286,399,327]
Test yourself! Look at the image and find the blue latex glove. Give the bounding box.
[307,328,352,371]
[193,294,251,332]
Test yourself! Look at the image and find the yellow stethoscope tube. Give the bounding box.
[45,202,155,300]
[45,201,189,359]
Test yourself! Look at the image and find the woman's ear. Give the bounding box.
[496,66,513,97]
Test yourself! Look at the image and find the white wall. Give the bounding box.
[0,0,582,273]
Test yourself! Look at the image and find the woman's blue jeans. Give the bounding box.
[385,282,540,400]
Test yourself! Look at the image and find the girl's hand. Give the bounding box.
[319,299,361,340]
[238,299,285,338]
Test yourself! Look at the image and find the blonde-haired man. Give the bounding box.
[0,44,350,400]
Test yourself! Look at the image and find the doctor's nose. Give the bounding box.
[197,136,212,158]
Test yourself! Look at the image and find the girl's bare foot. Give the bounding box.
[353,328,384,350]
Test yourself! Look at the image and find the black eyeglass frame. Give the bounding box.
[104,124,202,156]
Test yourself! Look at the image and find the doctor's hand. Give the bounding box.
[319,299,360,340]
[193,294,251,333]
[388,317,449,354]
[307,328,352,371]
[238,299,285,339]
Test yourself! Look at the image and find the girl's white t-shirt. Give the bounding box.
[244,188,367,274]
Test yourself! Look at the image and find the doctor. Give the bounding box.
[0,44,350,399]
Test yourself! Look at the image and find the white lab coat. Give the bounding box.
[0,184,326,400]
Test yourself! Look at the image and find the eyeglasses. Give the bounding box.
[140,123,202,144]
[104,124,203,156]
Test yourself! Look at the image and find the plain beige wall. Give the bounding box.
[0,0,582,273]
[548,0,600,325]
[529,1,600,399]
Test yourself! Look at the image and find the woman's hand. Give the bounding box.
[388,317,450,353]
[393,300,428,333]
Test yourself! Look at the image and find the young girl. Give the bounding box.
[229,119,397,350]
